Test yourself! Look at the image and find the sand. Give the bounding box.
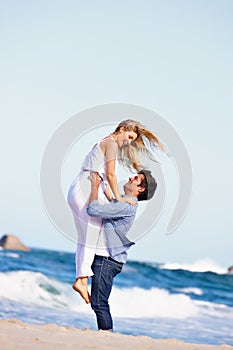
[0,319,232,350]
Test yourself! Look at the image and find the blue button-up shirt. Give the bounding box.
[87,196,137,263]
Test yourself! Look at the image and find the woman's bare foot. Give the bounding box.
[72,277,91,304]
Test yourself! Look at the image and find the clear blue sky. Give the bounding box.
[1,1,232,267]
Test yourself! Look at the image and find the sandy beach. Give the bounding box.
[0,319,232,350]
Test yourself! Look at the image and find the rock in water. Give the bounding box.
[0,234,30,251]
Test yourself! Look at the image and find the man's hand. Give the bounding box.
[89,172,102,189]
[88,172,102,204]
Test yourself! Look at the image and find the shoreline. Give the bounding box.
[1,318,232,350]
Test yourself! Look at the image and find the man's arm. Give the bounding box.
[87,200,134,219]
[87,173,136,219]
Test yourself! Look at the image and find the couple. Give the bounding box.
[67,119,161,330]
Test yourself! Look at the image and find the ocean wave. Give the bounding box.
[0,251,20,258]
[161,258,227,274]
[0,270,84,311]
[2,270,233,321]
[0,270,198,318]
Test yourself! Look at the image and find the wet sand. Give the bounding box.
[0,318,232,350]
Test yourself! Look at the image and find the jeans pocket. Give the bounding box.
[106,262,122,285]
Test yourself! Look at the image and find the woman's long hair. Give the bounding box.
[114,119,165,171]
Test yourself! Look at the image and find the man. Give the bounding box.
[87,170,157,331]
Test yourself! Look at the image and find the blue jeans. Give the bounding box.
[91,255,123,330]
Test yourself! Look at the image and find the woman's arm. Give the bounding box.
[101,139,135,205]
[104,183,114,202]
[103,140,121,200]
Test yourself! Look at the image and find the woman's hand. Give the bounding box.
[117,196,136,206]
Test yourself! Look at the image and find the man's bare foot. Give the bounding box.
[72,277,91,304]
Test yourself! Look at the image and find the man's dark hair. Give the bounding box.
[137,170,157,201]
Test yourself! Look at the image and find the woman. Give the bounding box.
[67,119,164,303]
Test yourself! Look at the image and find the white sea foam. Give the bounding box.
[161,258,227,274]
[173,287,203,296]
[110,286,199,319]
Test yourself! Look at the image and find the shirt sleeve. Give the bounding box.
[87,200,136,219]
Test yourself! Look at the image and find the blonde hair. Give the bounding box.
[114,119,164,171]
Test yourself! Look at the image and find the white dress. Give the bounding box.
[67,137,111,277]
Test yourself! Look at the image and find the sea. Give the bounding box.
[0,247,232,346]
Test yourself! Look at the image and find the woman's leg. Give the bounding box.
[72,240,98,304]
[72,276,90,304]
[68,172,104,303]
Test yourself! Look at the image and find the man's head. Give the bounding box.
[124,169,157,201]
